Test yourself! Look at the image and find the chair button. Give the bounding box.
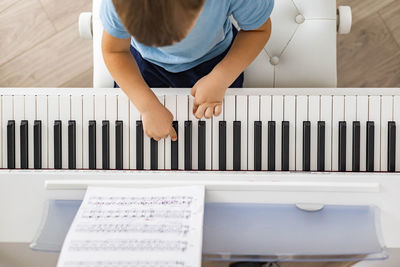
[295,14,305,24]
[270,56,280,66]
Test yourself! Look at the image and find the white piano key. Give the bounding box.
[106,94,117,169]
[332,96,345,171]
[248,96,260,171]
[212,99,224,170]
[369,95,381,171]
[82,94,94,169]
[95,94,105,169]
[59,95,70,169]
[129,101,141,169]
[189,96,198,170]
[14,95,25,169]
[381,96,393,172]
[2,95,13,168]
[47,95,59,169]
[205,116,212,170]
[25,95,36,169]
[165,95,177,170]
[309,96,319,171]
[236,95,248,170]
[36,95,48,168]
[177,95,188,170]
[345,96,357,171]
[320,96,332,171]
[144,129,151,170]
[117,94,130,169]
[144,132,151,170]
[158,96,165,170]
[284,95,296,170]
[357,96,369,172]
[260,96,271,170]
[145,121,153,171]
[394,96,400,171]
[272,95,283,171]
[225,95,235,170]
[296,95,308,171]
[70,95,82,169]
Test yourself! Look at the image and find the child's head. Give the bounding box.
[112,0,205,47]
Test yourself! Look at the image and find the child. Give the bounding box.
[100,0,273,141]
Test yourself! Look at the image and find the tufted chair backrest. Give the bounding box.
[92,0,339,88]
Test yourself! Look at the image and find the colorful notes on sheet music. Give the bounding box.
[57,186,205,267]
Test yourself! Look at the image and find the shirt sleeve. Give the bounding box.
[99,0,131,39]
[229,0,274,31]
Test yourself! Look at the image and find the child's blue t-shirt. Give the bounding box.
[100,0,274,73]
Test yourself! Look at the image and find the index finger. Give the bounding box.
[194,104,208,119]
[169,126,178,141]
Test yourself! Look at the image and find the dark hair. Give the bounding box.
[112,0,205,47]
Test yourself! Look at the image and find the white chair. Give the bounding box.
[79,0,352,88]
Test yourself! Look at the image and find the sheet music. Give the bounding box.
[57,186,205,267]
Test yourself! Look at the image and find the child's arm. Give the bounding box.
[102,31,177,141]
[192,18,272,119]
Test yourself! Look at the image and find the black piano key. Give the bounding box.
[34,120,42,169]
[352,121,361,172]
[102,121,110,170]
[7,120,15,169]
[281,121,289,171]
[302,121,311,171]
[68,120,76,170]
[88,120,96,170]
[54,120,62,169]
[116,120,123,170]
[198,121,206,170]
[151,138,158,170]
[338,121,346,172]
[171,121,178,170]
[233,121,241,171]
[254,121,262,171]
[136,121,144,170]
[388,121,396,172]
[268,121,276,171]
[20,120,28,169]
[317,121,325,171]
[366,121,375,172]
[184,121,192,170]
[219,121,226,171]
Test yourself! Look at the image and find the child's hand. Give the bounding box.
[142,102,177,141]
[191,73,228,119]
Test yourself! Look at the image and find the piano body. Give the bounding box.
[0,87,400,266]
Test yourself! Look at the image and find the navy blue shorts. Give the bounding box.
[115,27,244,88]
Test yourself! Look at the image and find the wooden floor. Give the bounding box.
[0,0,399,88]
[337,0,400,87]
[0,0,93,88]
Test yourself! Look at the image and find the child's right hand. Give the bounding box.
[142,102,178,141]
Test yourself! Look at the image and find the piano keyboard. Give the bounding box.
[1,88,400,172]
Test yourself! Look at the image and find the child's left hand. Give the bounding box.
[191,73,229,119]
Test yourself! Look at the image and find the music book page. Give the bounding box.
[57,186,205,267]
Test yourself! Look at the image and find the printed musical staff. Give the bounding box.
[75,223,190,235]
